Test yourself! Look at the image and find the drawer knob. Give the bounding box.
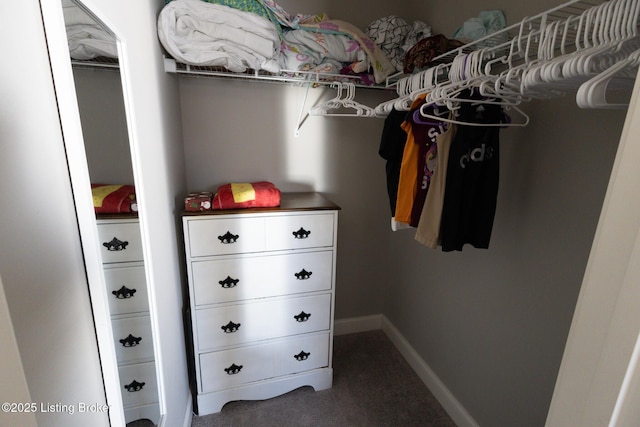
[292,227,311,239]
[123,380,146,392]
[112,285,137,299]
[294,269,313,280]
[221,321,241,333]
[294,350,311,361]
[103,237,129,251]
[119,334,142,347]
[219,276,239,289]
[294,311,311,322]
[224,363,243,375]
[218,231,239,244]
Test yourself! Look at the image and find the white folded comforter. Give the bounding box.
[62,0,118,60]
[158,0,281,73]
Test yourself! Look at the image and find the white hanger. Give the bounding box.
[309,81,375,117]
[563,0,638,80]
[371,0,639,119]
[576,47,640,108]
[418,96,530,127]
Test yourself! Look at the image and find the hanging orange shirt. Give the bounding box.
[394,95,427,225]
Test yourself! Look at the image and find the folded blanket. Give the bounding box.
[92,184,137,214]
[62,0,117,59]
[298,19,396,84]
[212,181,281,209]
[261,0,395,84]
[366,16,433,73]
[280,30,368,75]
[158,0,281,73]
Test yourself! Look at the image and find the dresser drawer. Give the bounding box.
[191,250,333,306]
[200,333,330,393]
[187,217,264,257]
[103,264,149,315]
[119,361,159,408]
[97,221,144,263]
[124,402,161,426]
[265,214,334,251]
[195,294,331,351]
[112,316,155,364]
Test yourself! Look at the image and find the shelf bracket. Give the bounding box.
[295,82,312,137]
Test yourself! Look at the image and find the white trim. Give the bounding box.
[335,315,479,427]
[381,316,480,427]
[196,369,332,415]
[334,314,382,336]
[180,394,193,427]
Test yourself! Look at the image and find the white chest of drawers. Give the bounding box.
[182,192,340,415]
[96,216,160,424]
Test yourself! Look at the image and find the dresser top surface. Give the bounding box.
[182,192,340,217]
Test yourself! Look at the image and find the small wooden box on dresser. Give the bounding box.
[96,215,161,424]
[181,192,340,415]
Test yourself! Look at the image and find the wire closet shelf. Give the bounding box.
[163,57,399,90]
[381,0,640,116]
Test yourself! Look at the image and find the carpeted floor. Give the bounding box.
[188,330,457,427]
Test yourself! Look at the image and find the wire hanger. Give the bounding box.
[309,81,375,117]
[413,104,451,126]
[576,46,640,108]
[419,91,530,127]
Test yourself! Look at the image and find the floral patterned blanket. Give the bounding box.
[261,0,395,84]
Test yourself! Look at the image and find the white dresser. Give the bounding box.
[96,216,161,424]
[182,192,340,415]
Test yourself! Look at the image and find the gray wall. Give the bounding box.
[383,96,624,426]
[0,1,109,426]
[176,1,627,426]
[44,0,629,425]
[74,68,134,185]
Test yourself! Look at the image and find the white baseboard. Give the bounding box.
[335,314,479,427]
[182,394,193,427]
[334,314,382,336]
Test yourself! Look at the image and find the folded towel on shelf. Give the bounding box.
[92,184,137,214]
[212,181,281,209]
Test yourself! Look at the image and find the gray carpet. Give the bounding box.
[190,330,457,427]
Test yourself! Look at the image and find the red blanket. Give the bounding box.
[92,184,137,214]
[212,181,281,210]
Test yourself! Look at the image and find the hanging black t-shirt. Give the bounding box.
[378,108,409,216]
[440,98,501,252]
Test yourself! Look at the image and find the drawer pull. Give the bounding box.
[224,363,243,375]
[292,227,311,239]
[123,380,146,392]
[294,311,311,322]
[221,321,241,333]
[119,334,142,347]
[112,285,137,299]
[219,276,239,289]
[294,350,311,361]
[103,237,129,251]
[218,231,239,244]
[294,269,313,280]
